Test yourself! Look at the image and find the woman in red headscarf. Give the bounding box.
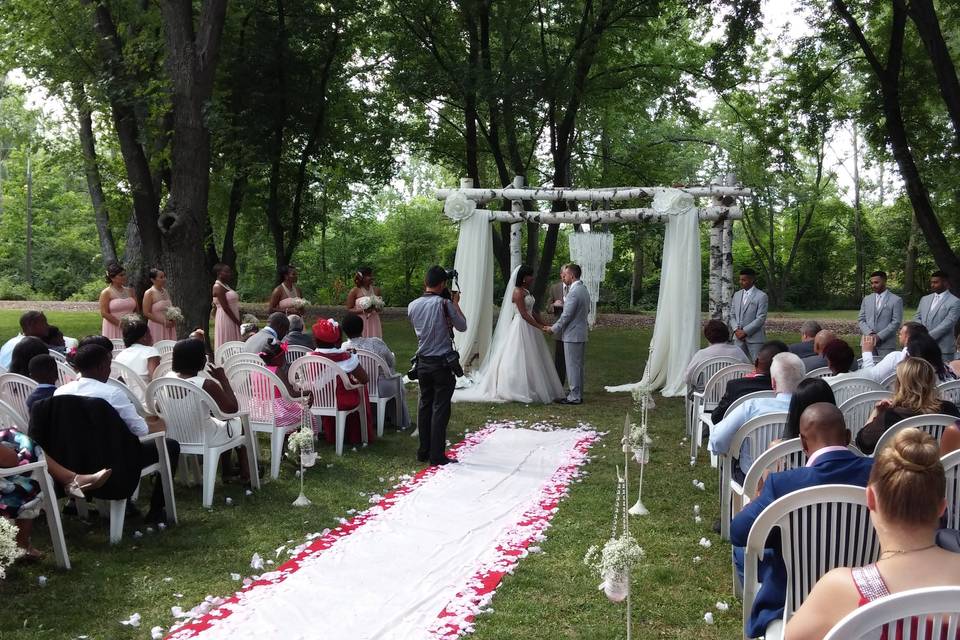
[311,318,375,445]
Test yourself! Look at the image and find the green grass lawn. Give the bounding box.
[0,313,808,639]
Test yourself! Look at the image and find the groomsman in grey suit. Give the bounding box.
[729,268,768,360]
[914,270,960,361]
[857,270,903,359]
[548,276,567,385]
[546,264,590,405]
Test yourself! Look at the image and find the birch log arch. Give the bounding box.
[436,175,752,397]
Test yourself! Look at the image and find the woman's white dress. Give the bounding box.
[453,292,564,404]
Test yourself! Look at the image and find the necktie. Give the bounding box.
[931,293,942,316]
[875,293,883,321]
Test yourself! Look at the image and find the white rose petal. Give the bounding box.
[120,613,141,627]
[171,606,186,618]
[698,537,712,548]
[250,553,264,570]
[715,601,729,611]
[230,573,241,581]
[225,497,233,505]
[693,504,700,516]
[694,516,702,524]
[692,556,702,563]
[151,625,164,639]
[37,575,47,587]
[133,530,143,539]
[703,612,714,624]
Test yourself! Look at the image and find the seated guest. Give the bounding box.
[25,355,58,411]
[311,318,374,445]
[785,428,960,640]
[256,341,313,430]
[341,313,409,429]
[822,340,859,385]
[44,325,69,355]
[282,315,315,350]
[9,337,52,377]
[243,312,289,354]
[788,320,821,359]
[732,403,873,638]
[167,339,249,483]
[78,334,115,354]
[710,352,805,481]
[55,345,175,523]
[115,317,160,388]
[0,426,110,559]
[711,341,789,423]
[859,321,929,382]
[856,357,960,455]
[684,319,751,390]
[240,323,257,342]
[782,378,836,441]
[800,330,836,372]
[941,420,960,456]
[0,311,49,369]
[906,332,957,382]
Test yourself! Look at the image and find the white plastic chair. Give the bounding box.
[214,341,245,366]
[110,338,125,356]
[158,351,173,366]
[805,366,833,379]
[827,377,885,405]
[822,586,960,640]
[692,363,754,460]
[839,391,893,444]
[153,340,176,356]
[223,352,266,372]
[288,355,368,456]
[719,411,789,541]
[706,390,777,468]
[354,349,403,437]
[47,349,66,363]
[743,484,880,639]
[686,356,749,438]
[0,453,70,568]
[153,360,173,379]
[938,379,960,406]
[873,414,959,455]
[879,372,898,392]
[54,361,77,387]
[942,449,960,532]
[146,378,260,507]
[284,345,312,366]
[228,363,305,480]
[0,373,38,422]
[109,360,149,402]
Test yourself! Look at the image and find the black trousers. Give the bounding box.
[416,357,456,464]
[141,438,180,516]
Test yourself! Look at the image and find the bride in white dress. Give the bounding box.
[453,265,564,404]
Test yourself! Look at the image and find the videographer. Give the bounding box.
[407,266,467,466]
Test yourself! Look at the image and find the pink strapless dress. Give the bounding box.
[102,297,137,339]
[147,298,178,342]
[214,289,241,349]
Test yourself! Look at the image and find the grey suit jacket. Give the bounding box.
[552,280,590,343]
[729,287,768,345]
[915,291,960,356]
[858,291,903,353]
[243,328,280,354]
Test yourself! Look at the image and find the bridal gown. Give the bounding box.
[453,293,564,404]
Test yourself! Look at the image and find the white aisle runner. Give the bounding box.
[169,426,595,640]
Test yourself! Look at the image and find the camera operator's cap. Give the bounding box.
[312,318,341,343]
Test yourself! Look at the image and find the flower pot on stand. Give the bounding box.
[602,570,630,603]
[293,436,316,507]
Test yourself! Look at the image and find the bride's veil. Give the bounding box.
[470,265,521,378]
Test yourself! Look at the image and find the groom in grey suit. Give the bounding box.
[729,268,768,360]
[914,270,960,361]
[546,263,589,405]
[857,270,903,359]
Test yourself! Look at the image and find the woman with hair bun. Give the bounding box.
[143,268,177,342]
[345,266,383,338]
[785,428,960,640]
[99,262,138,340]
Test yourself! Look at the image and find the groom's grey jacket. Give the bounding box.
[551,281,590,343]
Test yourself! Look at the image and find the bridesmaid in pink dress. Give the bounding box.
[268,265,305,315]
[143,268,178,342]
[212,264,241,349]
[345,266,383,338]
[99,263,138,339]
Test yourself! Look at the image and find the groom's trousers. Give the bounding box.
[563,341,585,402]
[416,357,456,464]
[554,338,566,385]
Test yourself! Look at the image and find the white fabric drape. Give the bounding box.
[568,230,614,327]
[451,203,494,371]
[606,188,700,397]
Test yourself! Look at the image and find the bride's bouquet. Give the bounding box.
[165,306,185,324]
[357,295,385,312]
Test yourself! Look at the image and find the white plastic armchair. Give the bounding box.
[822,586,960,640]
[942,450,960,532]
[109,360,149,403]
[938,379,960,406]
[55,361,77,387]
[0,373,38,422]
[0,452,70,568]
[879,372,898,392]
[228,363,306,479]
[692,363,754,461]
[223,352,266,372]
[839,391,893,444]
[706,390,777,468]
[354,349,402,437]
[804,366,833,379]
[153,340,176,356]
[110,338,125,356]
[874,414,959,455]
[288,355,368,456]
[742,484,879,640]
[153,360,174,379]
[719,411,789,541]
[214,341,245,366]
[146,377,259,507]
[284,345,312,366]
[686,356,748,439]
[47,349,66,363]
[827,377,885,405]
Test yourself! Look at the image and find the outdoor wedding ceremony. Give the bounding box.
[1,0,960,638]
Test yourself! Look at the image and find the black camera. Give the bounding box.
[407,355,419,380]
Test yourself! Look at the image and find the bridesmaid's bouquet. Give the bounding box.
[287,297,309,313]
[165,306,185,324]
[357,295,385,312]
[0,518,22,578]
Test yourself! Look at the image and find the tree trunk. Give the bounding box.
[122,216,149,299]
[904,210,918,304]
[72,83,118,267]
[264,0,289,268]
[852,122,865,302]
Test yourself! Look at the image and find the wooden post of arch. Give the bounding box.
[709,212,724,320]
[509,176,524,274]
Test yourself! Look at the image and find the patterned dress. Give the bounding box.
[0,429,41,519]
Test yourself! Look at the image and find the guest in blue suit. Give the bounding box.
[731,403,874,638]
